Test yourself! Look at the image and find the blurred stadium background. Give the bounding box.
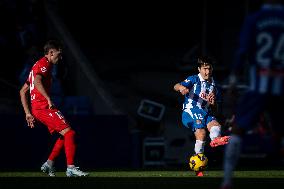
[0,0,283,178]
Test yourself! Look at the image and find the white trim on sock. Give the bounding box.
[67,165,75,168]
[47,160,54,167]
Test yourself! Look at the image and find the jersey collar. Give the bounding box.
[198,73,215,85]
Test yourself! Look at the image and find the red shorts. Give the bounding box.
[32,108,70,134]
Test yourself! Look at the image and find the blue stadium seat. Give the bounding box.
[62,96,93,115]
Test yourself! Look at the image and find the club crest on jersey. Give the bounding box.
[41,67,47,72]
[196,119,202,124]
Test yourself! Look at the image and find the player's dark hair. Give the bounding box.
[197,56,216,68]
[43,39,63,55]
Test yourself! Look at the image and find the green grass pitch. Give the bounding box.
[0,169,284,189]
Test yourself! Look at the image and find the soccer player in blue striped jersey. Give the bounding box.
[221,0,284,188]
[174,56,230,176]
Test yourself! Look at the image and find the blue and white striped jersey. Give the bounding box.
[234,4,284,95]
[180,74,220,114]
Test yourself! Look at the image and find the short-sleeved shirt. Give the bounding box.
[26,57,69,133]
[180,73,220,114]
[234,4,284,95]
[233,5,284,131]
[180,74,221,131]
[26,57,53,110]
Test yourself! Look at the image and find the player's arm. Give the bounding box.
[174,83,189,95]
[19,83,35,128]
[20,83,31,115]
[207,92,216,105]
[229,16,252,88]
[206,92,219,116]
[34,74,54,109]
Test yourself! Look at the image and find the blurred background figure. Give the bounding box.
[221,0,284,188]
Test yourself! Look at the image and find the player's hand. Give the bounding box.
[47,99,55,109]
[207,92,215,105]
[26,113,35,128]
[179,86,189,95]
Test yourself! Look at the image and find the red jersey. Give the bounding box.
[27,57,53,110]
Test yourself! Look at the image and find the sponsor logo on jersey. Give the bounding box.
[41,67,47,72]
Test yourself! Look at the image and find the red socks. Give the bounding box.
[48,137,64,161]
[48,129,77,166]
[64,130,76,165]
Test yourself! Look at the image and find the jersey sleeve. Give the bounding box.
[180,75,195,89]
[232,15,254,71]
[34,60,51,78]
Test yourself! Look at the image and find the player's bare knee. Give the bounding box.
[207,120,221,130]
[59,127,72,136]
[195,129,206,140]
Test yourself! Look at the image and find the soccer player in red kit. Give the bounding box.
[19,40,88,177]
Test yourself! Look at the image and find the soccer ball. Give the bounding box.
[188,153,208,172]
